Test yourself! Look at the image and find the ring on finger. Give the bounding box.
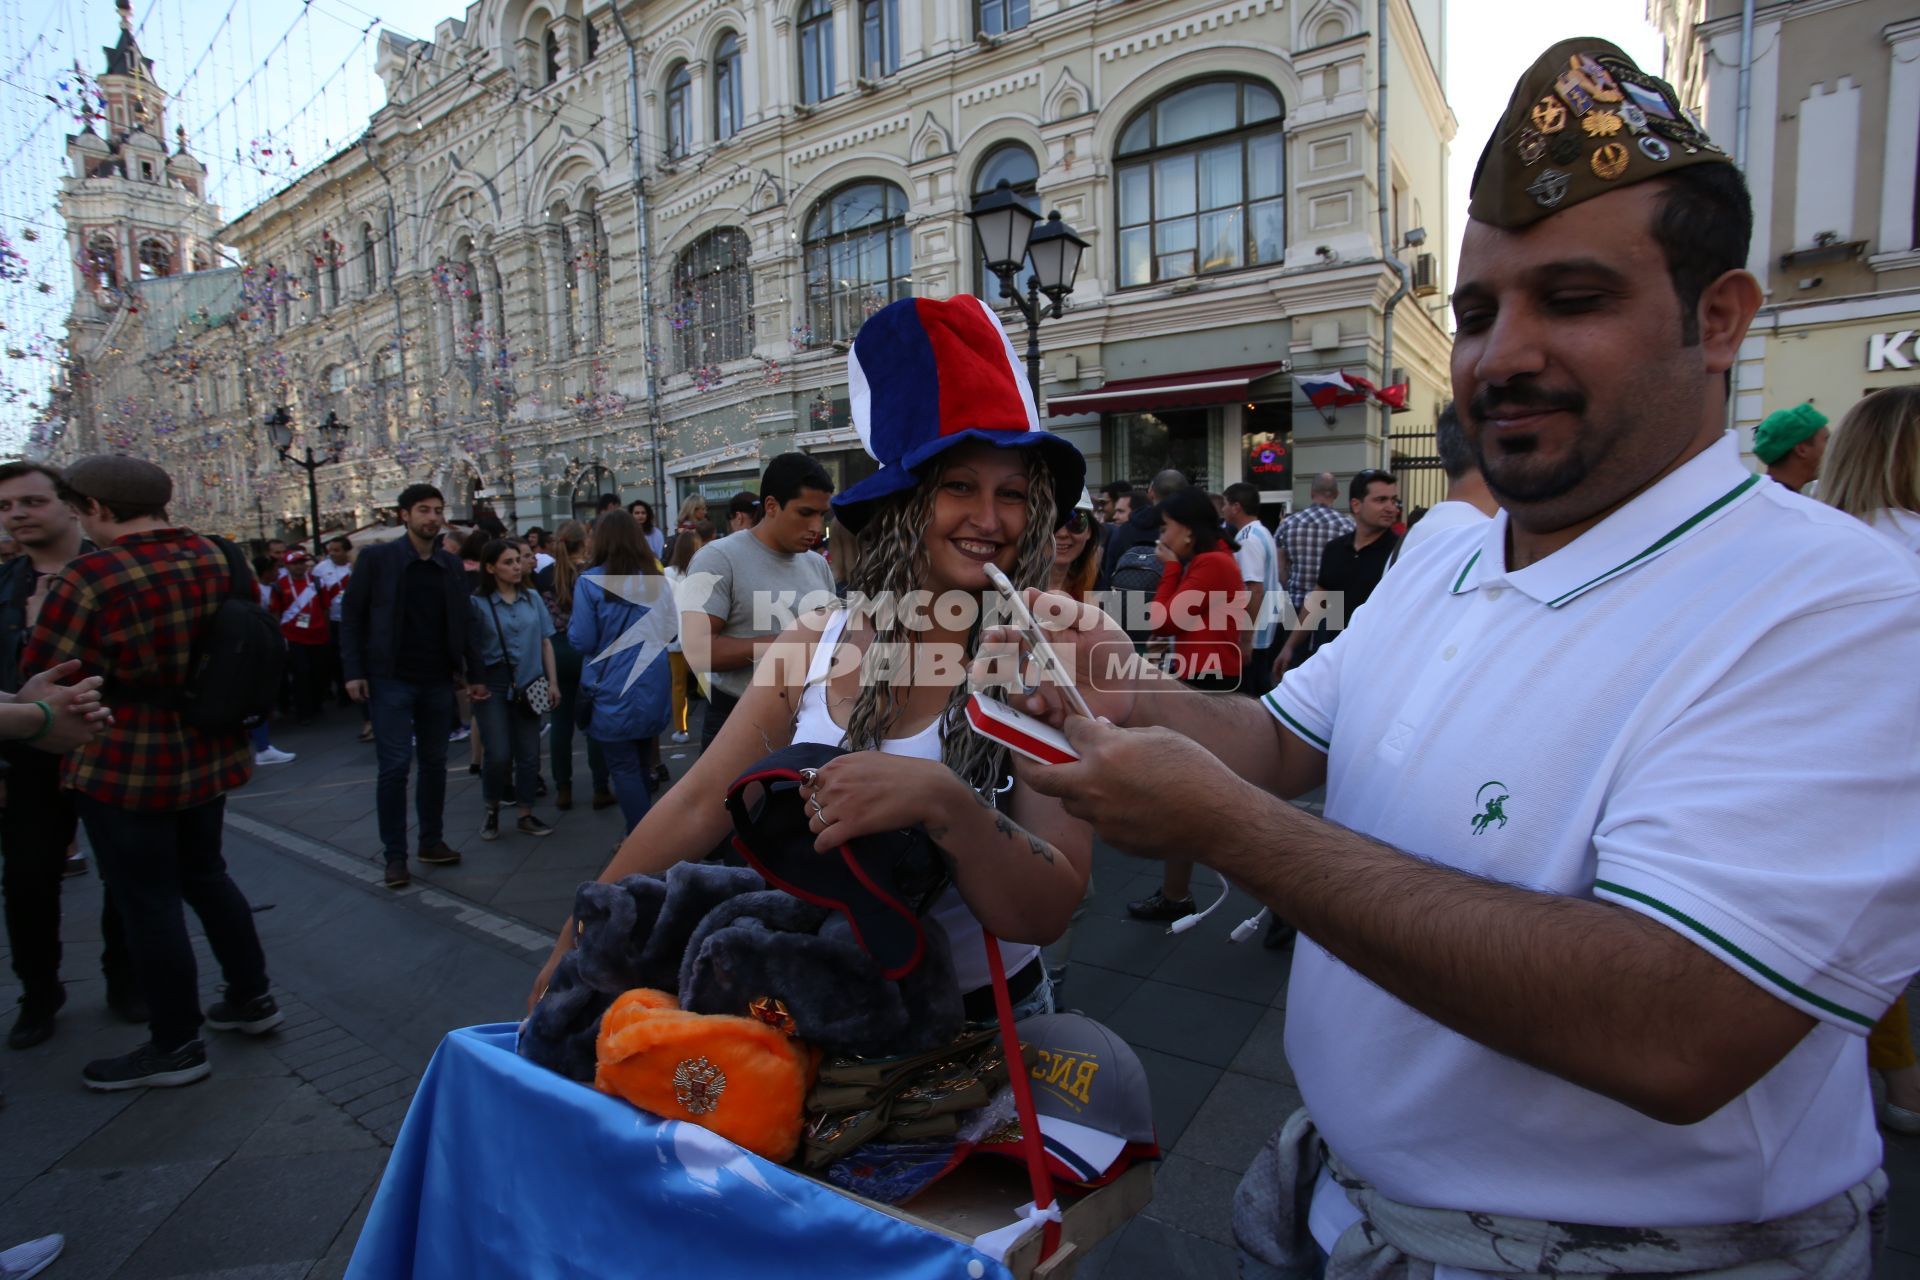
[809,795,826,820]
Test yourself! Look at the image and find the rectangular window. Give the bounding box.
[976,0,1028,37]
[861,0,898,78]
[800,15,835,104]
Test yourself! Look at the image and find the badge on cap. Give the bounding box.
[1554,73,1596,117]
[1637,135,1672,162]
[1549,135,1581,165]
[1527,168,1571,208]
[1590,141,1630,180]
[1581,111,1623,137]
[1619,79,1678,121]
[1516,128,1547,164]
[1617,102,1649,133]
[1569,53,1624,103]
[1530,96,1567,134]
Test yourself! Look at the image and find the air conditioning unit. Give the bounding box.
[1412,252,1438,296]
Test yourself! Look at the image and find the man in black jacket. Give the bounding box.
[340,485,485,889]
[0,460,139,1047]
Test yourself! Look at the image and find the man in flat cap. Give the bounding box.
[985,37,1920,1275]
[24,456,282,1091]
[1754,402,1830,492]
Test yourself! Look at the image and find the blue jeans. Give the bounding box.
[476,669,544,810]
[594,737,655,831]
[369,677,456,859]
[550,634,609,794]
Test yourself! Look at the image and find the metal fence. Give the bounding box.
[1388,424,1448,518]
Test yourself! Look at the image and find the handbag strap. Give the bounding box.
[981,928,1060,1262]
[486,595,514,685]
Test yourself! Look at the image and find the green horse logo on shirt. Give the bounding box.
[1471,781,1509,835]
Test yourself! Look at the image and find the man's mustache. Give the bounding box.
[1468,384,1587,422]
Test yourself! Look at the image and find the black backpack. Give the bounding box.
[176,537,288,732]
[1106,541,1165,646]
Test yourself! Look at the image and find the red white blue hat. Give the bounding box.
[832,295,1086,534]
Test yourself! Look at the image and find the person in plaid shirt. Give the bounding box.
[23,456,281,1092]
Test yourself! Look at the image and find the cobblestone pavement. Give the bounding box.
[3,709,1917,1277]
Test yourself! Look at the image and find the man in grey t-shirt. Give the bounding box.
[682,452,836,750]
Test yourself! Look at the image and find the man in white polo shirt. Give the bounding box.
[989,39,1920,1276]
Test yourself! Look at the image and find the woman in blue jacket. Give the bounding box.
[567,509,672,829]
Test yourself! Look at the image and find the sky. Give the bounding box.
[0,0,1666,451]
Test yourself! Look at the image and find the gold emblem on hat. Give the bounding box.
[1526,168,1572,208]
[1529,96,1567,134]
[1590,142,1630,181]
[1581,111,1623,137]
[672,1056,728,1115]
[748,995,798,1036]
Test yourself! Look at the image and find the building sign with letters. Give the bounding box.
[1868,329,1917,372]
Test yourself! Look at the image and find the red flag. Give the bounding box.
[1374,382,1410,411]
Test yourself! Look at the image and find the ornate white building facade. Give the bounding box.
[50,0,1455,537]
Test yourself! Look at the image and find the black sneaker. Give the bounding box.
[417,842,462,866]
[517,814,553,837]
[383,858,411,889]
[1126,889,1196,922]
[7,990,64,1051]
[82,1039,210,1091]
[205,990,283,1035]
[481,809,500,841]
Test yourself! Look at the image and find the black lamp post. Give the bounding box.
[264,406,347,544]
[966,180,1087,404]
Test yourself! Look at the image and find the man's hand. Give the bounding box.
[18,661,112,753]
[1023,716,1247,858]
[466,684,492,701]
[1271,641,1301,683]
[345,679,369,703]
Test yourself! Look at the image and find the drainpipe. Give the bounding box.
[607,0,668,506]
[1376,0,1411,470]
[1728,0,1755,436]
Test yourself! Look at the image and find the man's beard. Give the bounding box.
[1467,384,1593,506]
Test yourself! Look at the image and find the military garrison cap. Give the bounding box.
[1469,38,1729,230]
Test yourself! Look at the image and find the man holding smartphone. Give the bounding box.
[983,40,1920,1276]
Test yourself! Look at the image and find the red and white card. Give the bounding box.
[964,692,1081,766]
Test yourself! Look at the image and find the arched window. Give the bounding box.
[798,0,834,105]
[674,227,753,370]
[324,234,342,306]
[384,208,399,277]
[976,0,1028,38]
[804,180,909,343]
[860,0,897,79]
[571,464,615,522]
[714,32,743,140]
[665,62,691,160]
[971,143,1040,304]
[361,222,377,292]
[545,27,561,84]
[137,237,174,280]
[584,16,600,61]
[1114,78,1285,288]
[86,235,118,292]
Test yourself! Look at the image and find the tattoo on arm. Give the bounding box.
[945,787,1057,863]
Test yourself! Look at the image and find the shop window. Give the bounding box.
[803,180,910,343]
[1108,407,1217,492]
[1114,78,1286,288]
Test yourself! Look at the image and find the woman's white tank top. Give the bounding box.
[790,609,1039,993]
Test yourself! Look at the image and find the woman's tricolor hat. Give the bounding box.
[833,295,1087,534]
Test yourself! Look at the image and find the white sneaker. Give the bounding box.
[0,1233,64,1280]
[670,731,690,744]
[448,725,471,743]
[255,747,297,765]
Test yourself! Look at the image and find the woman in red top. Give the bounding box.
[267,551,338,725]
[1129,488,1248,922]
[1150,487,1247,691]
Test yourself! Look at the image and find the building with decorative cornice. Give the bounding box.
[1648,0,1920,448]
[53,0,1456,537]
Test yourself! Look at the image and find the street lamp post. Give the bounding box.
[264,406,347,545]
[966,180,1088,405]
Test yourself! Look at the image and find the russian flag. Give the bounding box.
[1294,371,1367,410]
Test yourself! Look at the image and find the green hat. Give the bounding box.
[1469,38,1730,231]
[1752,404,1829,464]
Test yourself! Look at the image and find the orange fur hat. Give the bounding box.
[594,988,820,1163]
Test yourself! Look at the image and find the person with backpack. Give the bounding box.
[1100,468,1189,647]
[23,456,283,1091]
[570,509,674,830]
[340,484,484,890]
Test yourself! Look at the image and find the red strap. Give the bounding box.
[982,929,1060,1261]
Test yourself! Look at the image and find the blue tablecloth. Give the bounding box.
[347,1024,1016,1279]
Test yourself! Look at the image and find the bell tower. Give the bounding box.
[57,0,224,352]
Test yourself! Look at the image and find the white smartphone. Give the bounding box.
[982,563,1095,721]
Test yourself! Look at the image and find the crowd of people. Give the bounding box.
[1,35,1918,1279]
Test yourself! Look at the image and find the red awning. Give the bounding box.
[1045,362,1288,417]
